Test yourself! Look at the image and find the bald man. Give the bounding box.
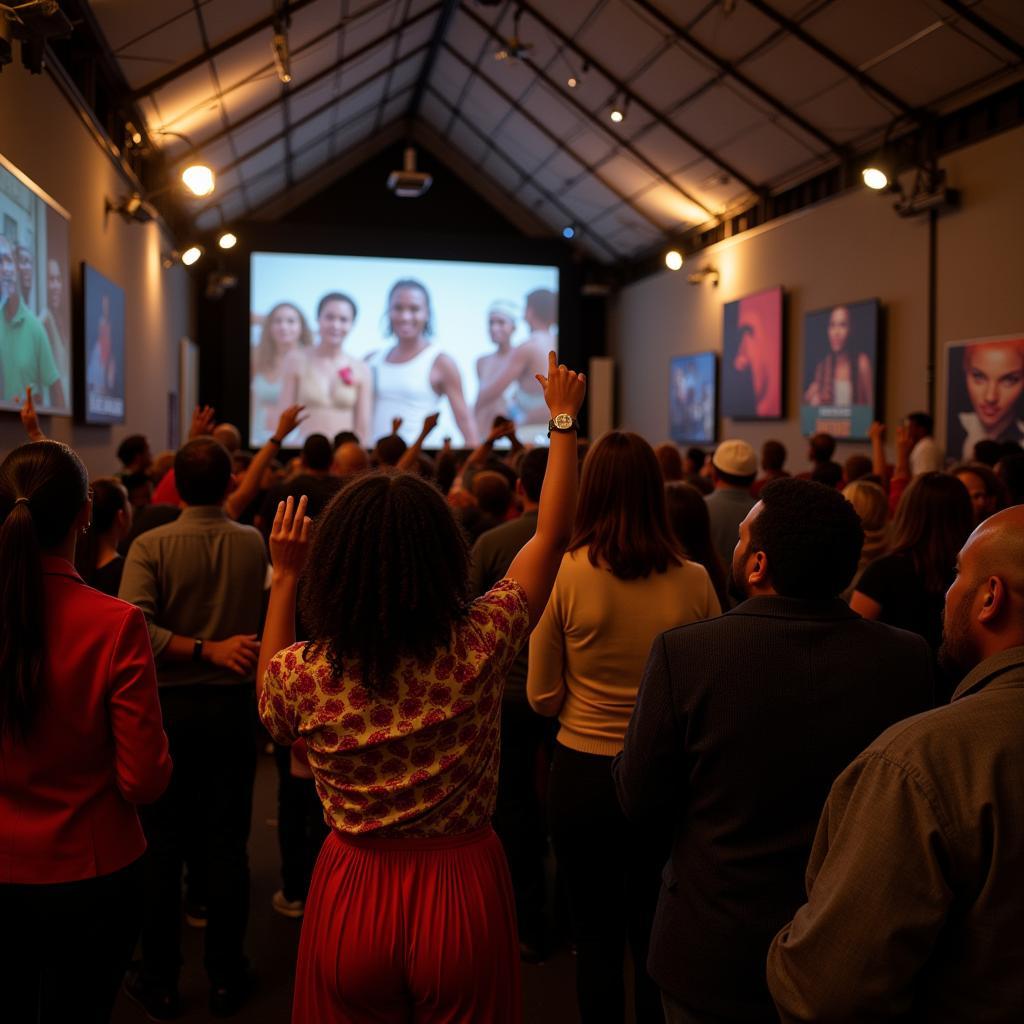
[331,441,368,480]
[768,505,1024,1022]
[212,422,242,454]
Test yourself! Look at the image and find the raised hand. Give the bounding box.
[274,404,307,443]
[486,419,516,443]
[535,351,586,419]
[270,494,311,579]
[19,387,44,441]
[420,412,440,438]
[868,421,886,443]
[189,405,217,439]
[391,416,403,435]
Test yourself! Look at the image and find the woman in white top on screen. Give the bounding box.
[251,302,313,444]
[367,279,480,447]
[803,305,873,409]
[280,292,372,445]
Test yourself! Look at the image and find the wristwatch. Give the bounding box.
[547,413,579,436]
[268,436,283,447]
[192,639,204,663]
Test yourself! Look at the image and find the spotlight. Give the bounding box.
[665,250,683,271]
[217,231,237,250]
[272,31,292,84]
[862,167,889,191]
[610,106,624,124]
[567,75,578,88]
[562,225,576,240]
[181,164,215,197]
[181,245,203,266]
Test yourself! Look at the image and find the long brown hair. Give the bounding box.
[889,472,974,594]
[254,302,313,374]
[0,441,89,741]
[569,431,683,580]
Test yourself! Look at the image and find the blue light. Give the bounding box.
[562,226,576,239]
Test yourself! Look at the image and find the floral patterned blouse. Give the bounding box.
[259,578,530,836]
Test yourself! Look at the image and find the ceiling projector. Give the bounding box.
[387,147,432,198]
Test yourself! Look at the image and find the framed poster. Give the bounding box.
[669,352,716,445]
[81,263,126,424]
[800,299,880,440]
[944,335,1024,463]
[721,286,783,419]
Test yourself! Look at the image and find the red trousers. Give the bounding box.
[292,825,521,1023]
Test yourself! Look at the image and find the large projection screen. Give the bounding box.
[250,252,560,448]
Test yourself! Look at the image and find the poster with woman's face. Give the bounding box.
[721,286,783,419]
[944,336,1024,463]
[800,299,880,440]
[669,352,716,444]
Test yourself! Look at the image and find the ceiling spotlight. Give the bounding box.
[562,225,576,239]
[217,231,237,250]
[181,164,215,197]
[272,30,292,84]
[567,75,578,88]
[610,106,624,124]
[181,245,203,266]
[665,249,683,271]
[862,166,889,191]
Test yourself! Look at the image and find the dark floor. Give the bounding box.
[112,752,585,1024]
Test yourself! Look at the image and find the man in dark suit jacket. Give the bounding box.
[613,478,935,1023]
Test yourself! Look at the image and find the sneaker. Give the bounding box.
[184,898,208,928]
[122,962,182,1021]
[271,889,305,918]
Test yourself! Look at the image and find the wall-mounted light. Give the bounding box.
[664,250,683,271]
[181,164,215,197]
[217,231,238,250]
[687,264,719,287]
[181,245,203,266]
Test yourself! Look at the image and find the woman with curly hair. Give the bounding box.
[257,352,585,1022]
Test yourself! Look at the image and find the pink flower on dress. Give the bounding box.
[338,365,354,386]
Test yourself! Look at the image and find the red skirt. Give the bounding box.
[292,825,521,1023]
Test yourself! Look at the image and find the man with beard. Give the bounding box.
[613,478,933,1023]
[768,505,1024,1023]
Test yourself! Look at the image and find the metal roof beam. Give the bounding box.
[408,0,460,120]
[936,0,1024,62]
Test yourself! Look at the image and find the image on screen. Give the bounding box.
[0,153,71,415]
[669,352,716,445]
[250,252,560,448]
[82,264,126,424]
[721,286,783,420]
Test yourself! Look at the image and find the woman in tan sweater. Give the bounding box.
[528,431,720,1023]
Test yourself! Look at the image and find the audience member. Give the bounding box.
[803,432,842,482]
[212,422,242,454]
[841,478,889,599]
[469,447,552,961]
[842,452,872,484]
[810,459,843,489]
[528,431,720,1023]
[996,450,1024,504]
[331,440,369,480]
[704,439,757,572]
[654,443,685,482]
[117,433,152,477]
[905,411,943,475]
[972,438,1002,465]
[768,505,1024,1022]
[119,438,269,1018]
[149,450,176,488]
[332,430,359,451]
[851,472,974,671]
[257,433,341,539]
[665,480,729,609]
[953,461,1007,524]
[683,446,713,494]
[0,441,171,1024]
[255,353,586,1022]
[614,479,934,1024]
[74,476,131,596]
[373,432,407,467]
[751,439,788,497]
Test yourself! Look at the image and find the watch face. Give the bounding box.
[554,413,573,430]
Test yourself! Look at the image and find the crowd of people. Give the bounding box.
[2,374,1023,1024]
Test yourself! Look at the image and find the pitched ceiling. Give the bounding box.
[88,0,1024,262]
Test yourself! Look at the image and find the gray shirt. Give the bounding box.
[704,487,756,572]
[119,505,268,687]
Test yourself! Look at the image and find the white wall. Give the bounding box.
[0,59,191,476]
[610,125,1024,468]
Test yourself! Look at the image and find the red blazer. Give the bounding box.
[0,557,172,884]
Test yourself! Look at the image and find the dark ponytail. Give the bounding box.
[74,477,127,584]
[0,441,89,741]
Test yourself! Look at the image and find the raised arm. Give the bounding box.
[397,412,439,472]
[435,353,480,447]
[354,360,373,446]
[466,419,516,470]
[19,387,46,442]
[505,352,586,625]
[224,404,306,520]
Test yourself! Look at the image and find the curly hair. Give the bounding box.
[299,471,471,690]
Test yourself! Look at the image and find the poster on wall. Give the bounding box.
[81,263,126,424]
[669,352,716,445]
[0,152,72,414]
[800,299,880,440]
[721,286,783,419]
[944,335,1024,463]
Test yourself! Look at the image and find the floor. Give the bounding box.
[112,752,585,1024]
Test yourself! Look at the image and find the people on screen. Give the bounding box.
[950,339,1024,460]
[804,304,873,409]
[251,302,313,444]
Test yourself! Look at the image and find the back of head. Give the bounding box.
[890,472,975,593]
[333,441,369,479]
[571,431,682,580]
[116,433,149,468]
[752,478,864,599]
[211,422,242,454]
[843,453,872,484]
[655,443,685,482]
[665,481,727,604]
[300,472,470,690]
[712,439,757,487]
[811,461,843,489]
[175,438,232,506]
[906,411,933,436]
[525,288,556,326]
[333,431,359,451]
[996,451,1024,504]
[74,477,128,580]
[808,432,836,464]
[519,447,549,504]
[472,471,511,519]
[302,433,333,473]
[972,439,1002,466]
[0,441,89,740]
[842,479,888,533]
[374,434,407,467]
[761,440,787,473]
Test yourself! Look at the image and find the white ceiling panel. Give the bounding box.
[513,81,587,139]
[630,123,702,176]
[194,207,223,232]
[793,77,897,145]
[213,30,277,100]
[397,11,438,57]
[446,120,490,165]
[418,91,450,129]
[483,157,527,195]
[497,111,556,173]
[802,0,943,68]
[446,11,492,58]
[230,109,286,160]
[629,45,715,111]
[91,0,196,55]
[341,2,407,53]
[598,151,659,198]
[288,76,346,123]
[671,83,764,149]
[740,34,847,108]
[561,125,617,167]
[149,65,224,141]
[220,74,282,127]
[292,138,334,183]
[386,54,427,96]
[561,174,624,219]
[433,50,474,96]
[290,107,342,151]
[381,92,413,126]
[630,181,705,230]
[574,3,666,81]
[238,140,288,181]
[245,170,289,208]
[687,1,780,63]
[714,121,820,185]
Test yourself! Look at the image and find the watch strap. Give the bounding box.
[192,639,204,663]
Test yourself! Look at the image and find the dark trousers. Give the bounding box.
[1,858,143,1023]
[139,684,257,988]
[273,743,329,903]
[492,700,553,945]
[549,742,668,1024]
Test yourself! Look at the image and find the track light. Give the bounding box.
[181,245,203,266]
[664,250,683,271]
[862,167,889,191]
[217,231,237,250]
[181,164,215,197]
[272,31,292,84]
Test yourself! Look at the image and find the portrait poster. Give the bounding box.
[800,299,879,440]
[669,352,716,445]
[721,286,783,419]
[944,335,1024,463]
[82,263,126,424]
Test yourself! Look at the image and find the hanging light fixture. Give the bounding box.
[181,164,215,197]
